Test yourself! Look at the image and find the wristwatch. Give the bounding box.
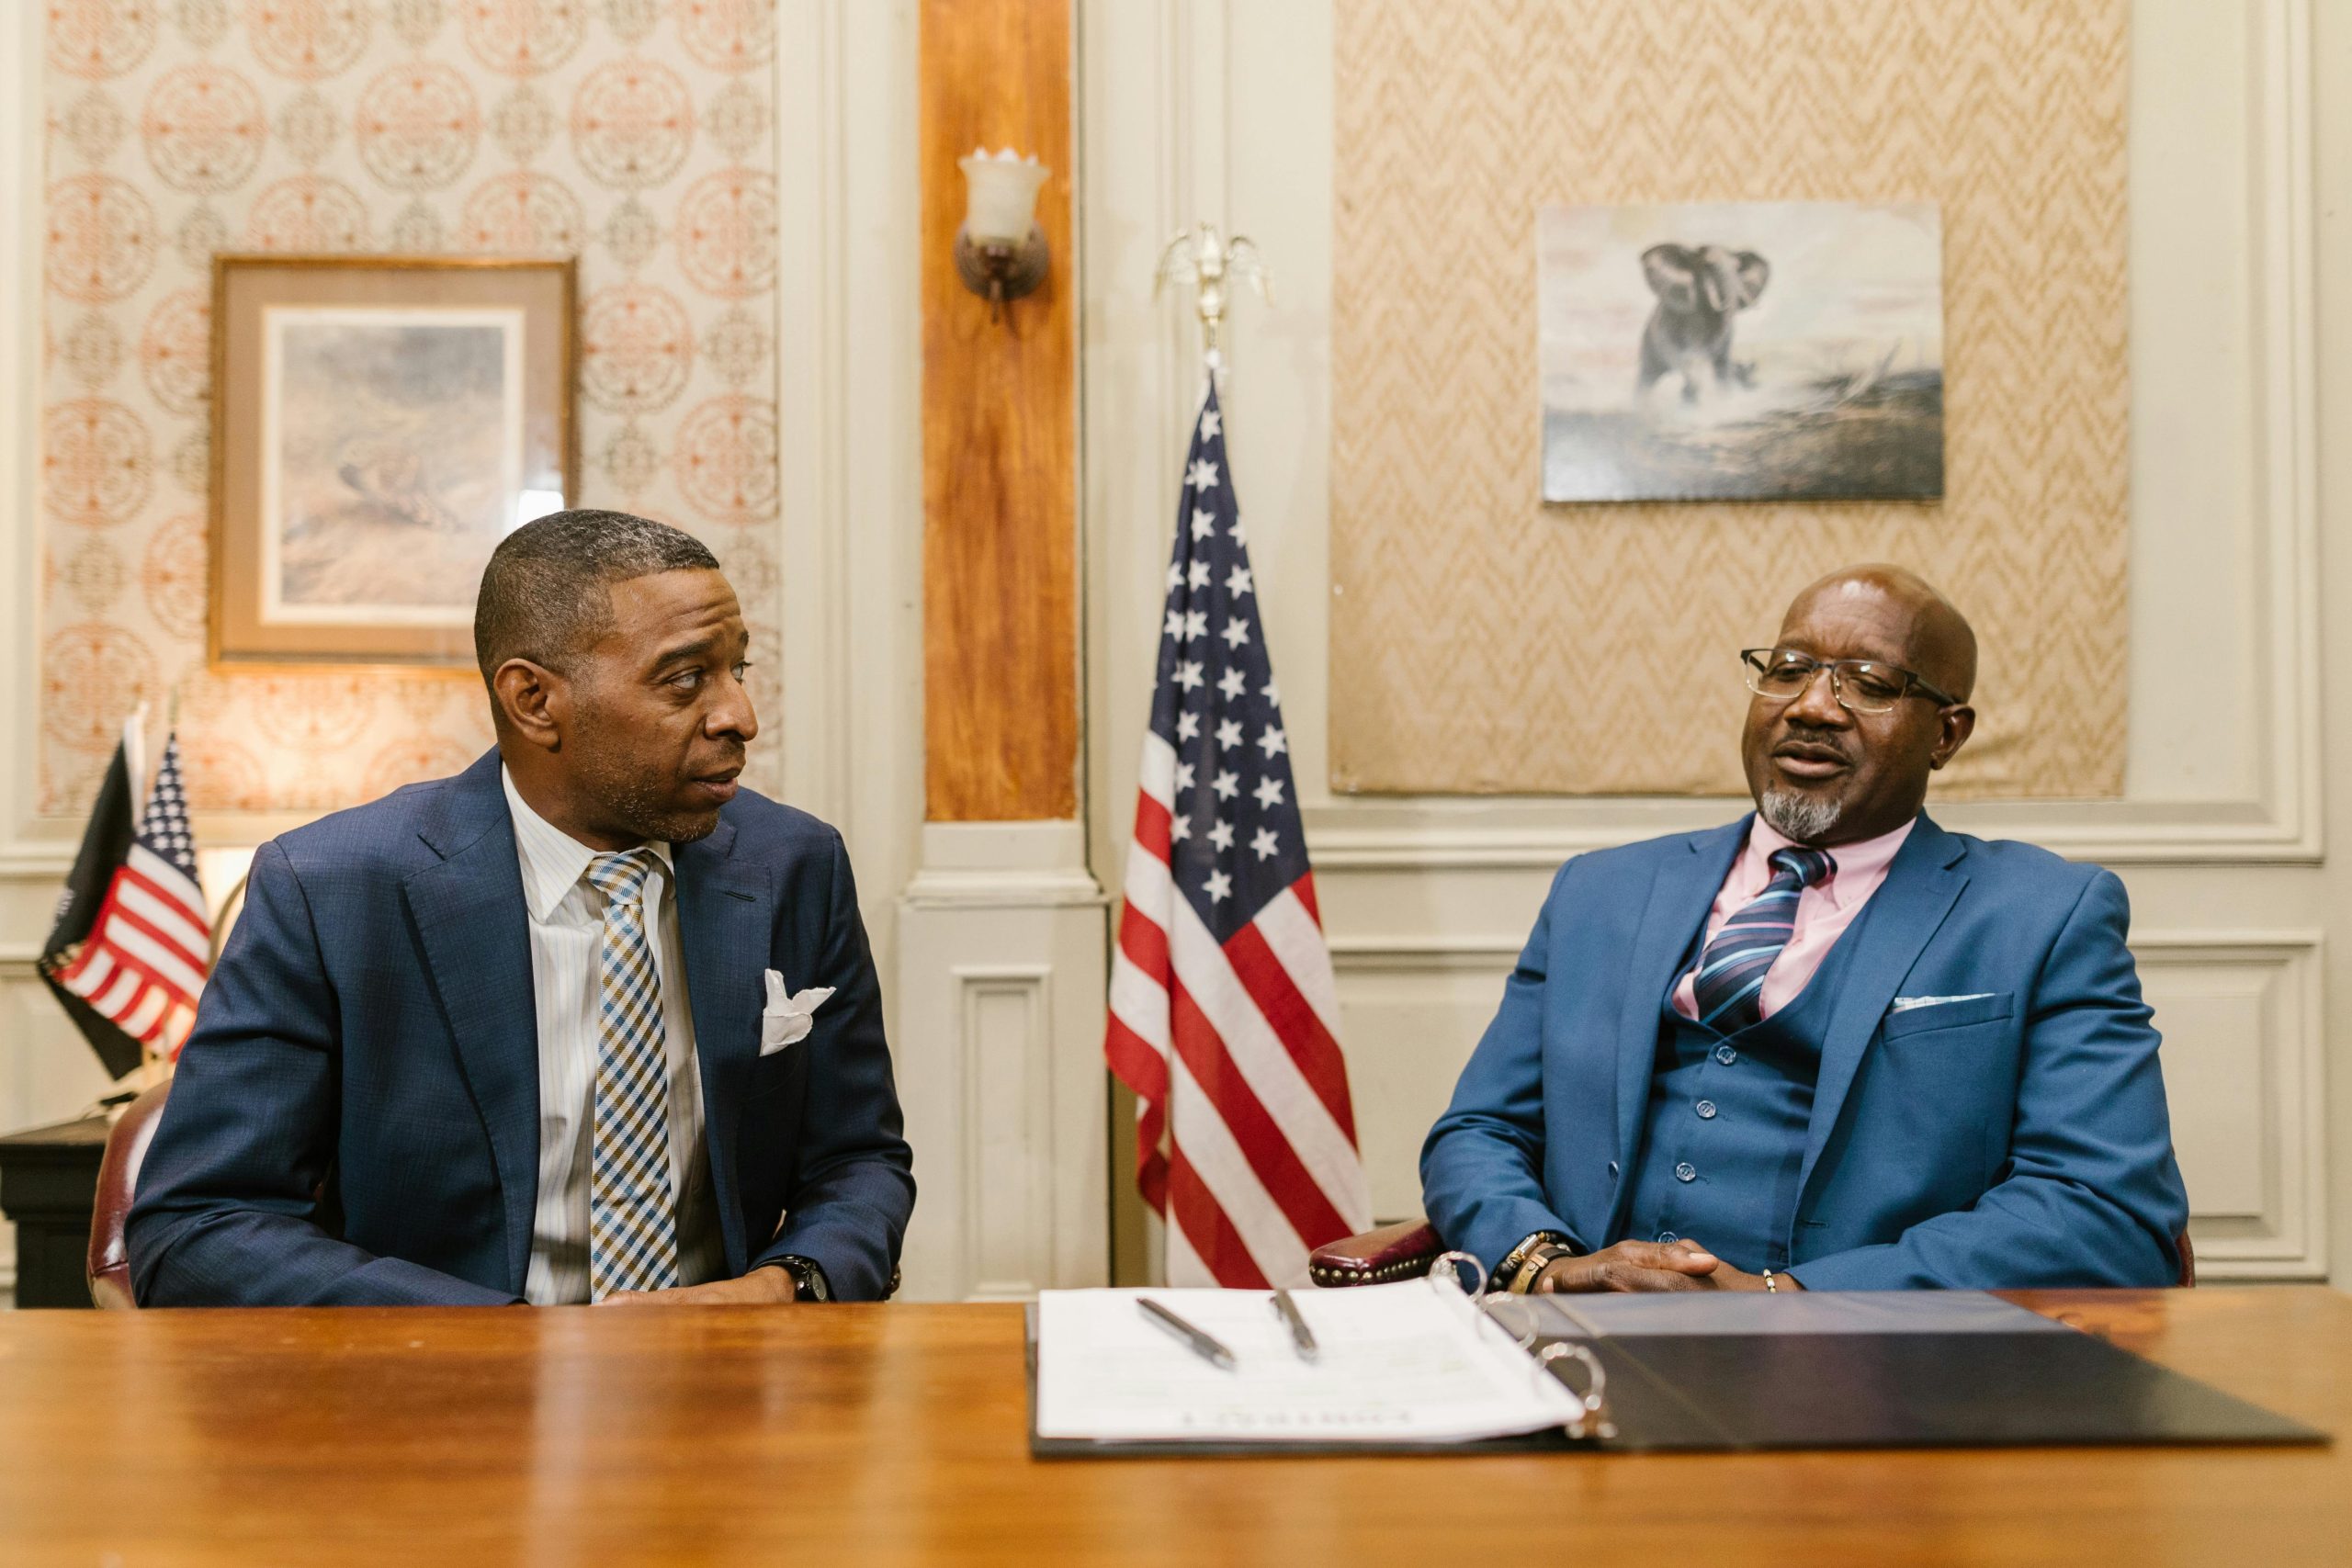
[772,1255,832,1302]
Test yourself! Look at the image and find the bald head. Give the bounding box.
[1739,562,1979,846]
[1781,563,1976,704]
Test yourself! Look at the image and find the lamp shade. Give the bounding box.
[958,147,1049,246]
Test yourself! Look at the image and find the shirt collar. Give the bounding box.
[502,764,673,922]
[1745,811,1917,909]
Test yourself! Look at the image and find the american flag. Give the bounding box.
[1105,382,1373,1287]
[46,735,209,1059]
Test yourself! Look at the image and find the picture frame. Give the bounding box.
[207,254,577,670]
[1538,201,1944,503]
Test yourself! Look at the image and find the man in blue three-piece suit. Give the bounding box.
[129,512,914,1306]
[1421,565,2188,1294]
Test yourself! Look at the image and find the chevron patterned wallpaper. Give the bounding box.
[1329,0,2128,797]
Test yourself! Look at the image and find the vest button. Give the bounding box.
[1607,1160,1620,1179]
[1714,1044,1738,1066]
[1657,1231,1678,1244]
[1695,1100,1717,1119]
[1675,1161,1697,1182]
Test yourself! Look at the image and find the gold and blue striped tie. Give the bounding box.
[584,849,681,1299]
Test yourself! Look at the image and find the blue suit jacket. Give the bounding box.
[128,750,916,1306]
[1420,814,2189,1290]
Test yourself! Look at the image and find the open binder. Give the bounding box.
[1027,1256,2324,1458]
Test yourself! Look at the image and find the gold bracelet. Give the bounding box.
[1761,1268,1779,1293]
[1494,1231,1570,1295]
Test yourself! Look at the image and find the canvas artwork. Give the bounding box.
[260,307,529,628]
[209,256,573,669]
[1539,201,1945,502]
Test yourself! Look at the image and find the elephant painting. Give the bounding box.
[1539,200,1942,502]
[1636,243,1770,404]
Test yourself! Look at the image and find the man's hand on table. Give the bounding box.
[598,1265,800,1306]
[1530,1239,1806,1293]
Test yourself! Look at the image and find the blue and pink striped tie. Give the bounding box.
[1690,846,1836,1034]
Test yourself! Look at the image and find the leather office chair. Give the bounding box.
[1307,1217,2198,1289]
[85,1078,173,1310]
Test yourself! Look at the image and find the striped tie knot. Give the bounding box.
[584,848,661,908]
[1768,846,1835,891]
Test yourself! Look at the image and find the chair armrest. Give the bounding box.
[1308,1218,1443,1288]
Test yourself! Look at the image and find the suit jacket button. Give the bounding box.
[1607,1160,1620,1179]
[1675,1161,1697,1182]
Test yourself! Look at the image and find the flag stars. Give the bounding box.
[1187,558,1212,590]
[1165,561,1182,591]
[1216,668,1248,701]
[1174,660,1204,692]
[1261,678,1281,705]
[1226,565,1253,598]
[1170,813,1193,844]
[1250,827,1280,861]
[1258,724,1287,759]
[1183,609,1208,641]
[1173,761,1195,791]
[1220,619,1250,650]
[1187,458,1219,491]
[1215,717,1243,750]
[1163,607,1184,639]
[1252,777,1285,811]
[1175,710,1201,742]
[1203,868,1233,904]
[1191,507,1216,540]
[1200,409,1221,438]
[1208,819,1236,853]
[1213,769,1239,800]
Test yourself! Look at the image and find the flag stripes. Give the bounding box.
[1104,383,1373,1287]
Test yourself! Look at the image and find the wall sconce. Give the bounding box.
[956,148,1050,321]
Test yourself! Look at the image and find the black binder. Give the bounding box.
[1027,1291,2324,1458]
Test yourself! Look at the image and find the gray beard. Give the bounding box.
[1758,785,1842,845]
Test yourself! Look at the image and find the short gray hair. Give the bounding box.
[473,509,719,682]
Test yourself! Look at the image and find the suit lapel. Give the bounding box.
[402,751,540,1293]
[1796,814,1970,1200]
[674,816,768,1273]
[1610,819,1748,1224]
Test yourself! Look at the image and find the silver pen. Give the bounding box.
[1272,1288,1319,1362]
[1137,1297,1238,1371]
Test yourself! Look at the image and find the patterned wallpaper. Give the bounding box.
[40,0,783,818]
[1329,0,2128,797]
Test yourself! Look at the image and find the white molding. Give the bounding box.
[955,963,1052,1300]
[1,0,42,854]
[904,821,1105,908]
[2130,929,2327,1279]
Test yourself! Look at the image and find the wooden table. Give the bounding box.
[0,1288,2344,1566]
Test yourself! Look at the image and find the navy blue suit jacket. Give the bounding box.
[128,750,916,1306]
[1420,814,2189,1290]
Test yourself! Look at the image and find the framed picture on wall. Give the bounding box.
[208,255,577,669]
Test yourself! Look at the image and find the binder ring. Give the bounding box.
[1426,1248,1489,1301]
[1536,1341,1618,1441]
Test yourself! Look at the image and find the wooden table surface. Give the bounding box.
[0,1287,2345,1566]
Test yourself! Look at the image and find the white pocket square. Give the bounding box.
[760,968,836,1055]
[1889,992,1996,1014]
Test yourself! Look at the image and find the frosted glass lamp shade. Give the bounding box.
[959,148,1049,246]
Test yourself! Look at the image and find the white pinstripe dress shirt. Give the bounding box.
[503,768,727,1303]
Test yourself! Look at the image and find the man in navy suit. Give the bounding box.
[1421,565,2188,1293]
[129,511,915,1306]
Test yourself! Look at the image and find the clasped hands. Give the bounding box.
[1531,1238,1800,1294]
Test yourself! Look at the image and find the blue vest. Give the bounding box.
[1619,897,1875,1270]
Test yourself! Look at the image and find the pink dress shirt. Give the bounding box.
[1669,816,1917,1023]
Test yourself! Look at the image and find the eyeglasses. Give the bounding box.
[1739,648,1960,715]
